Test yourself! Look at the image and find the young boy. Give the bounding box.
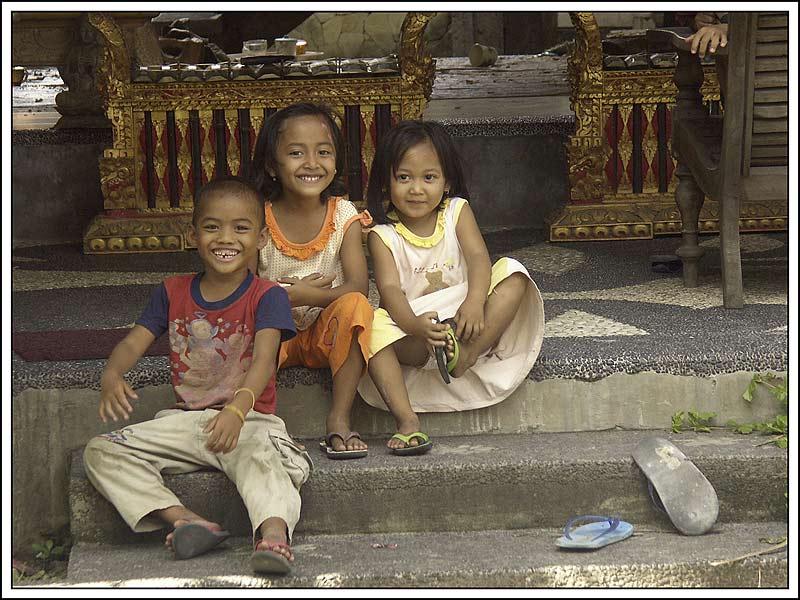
[83,176,309,575]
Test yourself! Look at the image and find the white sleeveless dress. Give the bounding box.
[357,197,544,412]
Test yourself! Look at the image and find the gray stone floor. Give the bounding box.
[11,230,789,395]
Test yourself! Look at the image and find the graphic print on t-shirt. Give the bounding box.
[171,311,254,409]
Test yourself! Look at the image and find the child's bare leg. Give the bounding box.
[254,517,294,562]
[368,344,422,449]
[155,505,225,552]
[392,335,430,368]
[327,335,369,452]
[449,273,528,378]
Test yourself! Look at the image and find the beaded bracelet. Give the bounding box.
[223,404,245,424]
[234,387,257,410]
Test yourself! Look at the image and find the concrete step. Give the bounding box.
[64,522,788,587]
[70,430,788,545]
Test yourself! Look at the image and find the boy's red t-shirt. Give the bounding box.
[136,272,295,414]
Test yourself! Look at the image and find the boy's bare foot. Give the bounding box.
[252,517,293,574]
[164,518,227,553]
[254,537,294,562]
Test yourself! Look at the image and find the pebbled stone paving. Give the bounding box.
[11,231,788,392]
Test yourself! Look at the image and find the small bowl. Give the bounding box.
[274,37,298,56]
[243,39,268,54]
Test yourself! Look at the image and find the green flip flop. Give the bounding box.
[390,431,433,456]
[434,318,460,384]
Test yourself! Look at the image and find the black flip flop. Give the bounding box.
[172,522,231,560]
[433,317,454,384]
[632,437,718,535]
[251,540,292,575]
[319,431,368,460]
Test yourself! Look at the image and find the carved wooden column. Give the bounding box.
[671,47,706,287]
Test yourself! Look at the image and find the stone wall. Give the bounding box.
[287,12,663,59]
[12,131,110,247]
[286,12,453,58]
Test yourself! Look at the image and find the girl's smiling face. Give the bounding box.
[270,115,337,202]
[390,139,449,227]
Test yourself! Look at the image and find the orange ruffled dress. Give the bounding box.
[257,197,373,374]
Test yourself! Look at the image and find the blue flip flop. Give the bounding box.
[555,515,633,550]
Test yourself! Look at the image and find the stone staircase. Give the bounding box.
[65,428,788,587]
[13,226,788,587]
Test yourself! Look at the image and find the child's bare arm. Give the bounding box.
[280,221,368,307]
[203,327,282,453]
[99,325,156,423]
[453,203,491,342]
[368,231,448,347]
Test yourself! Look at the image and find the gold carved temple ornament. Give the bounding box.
[550,12,787,242]
[83,12,435,254]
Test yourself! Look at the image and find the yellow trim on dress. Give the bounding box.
[388,198,450,248]
[264,197,339,260]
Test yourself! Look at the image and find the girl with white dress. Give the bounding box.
[359,120,544,423]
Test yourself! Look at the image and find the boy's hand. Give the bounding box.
[278,272,336,306]
[99,371,139,423]
[203,408,244,453]
[453,298,485,343]
[410,311,449,349]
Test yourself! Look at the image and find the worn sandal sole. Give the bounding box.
[632,437,719,535]
[172,523,231,560]
[251,548,291,574]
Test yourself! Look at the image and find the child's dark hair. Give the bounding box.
[193,175,265,227]
[366,120,469,224]
[248,102,348,203]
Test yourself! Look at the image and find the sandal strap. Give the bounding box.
[254,538,291,552]
[648,481,668,514]
[441,320,460,373]
[326,431,362,445]
[391,431,430,445]
[563,515,620,541]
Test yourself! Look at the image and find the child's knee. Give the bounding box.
[83,436,111,472]
[340,291,371,311]
[495,272,527,296]
[83,434,126,471]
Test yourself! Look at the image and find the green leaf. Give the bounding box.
[743,377,758,402]
[775,437,788,449]
[735,424,754,434]
[671,412,685,433]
